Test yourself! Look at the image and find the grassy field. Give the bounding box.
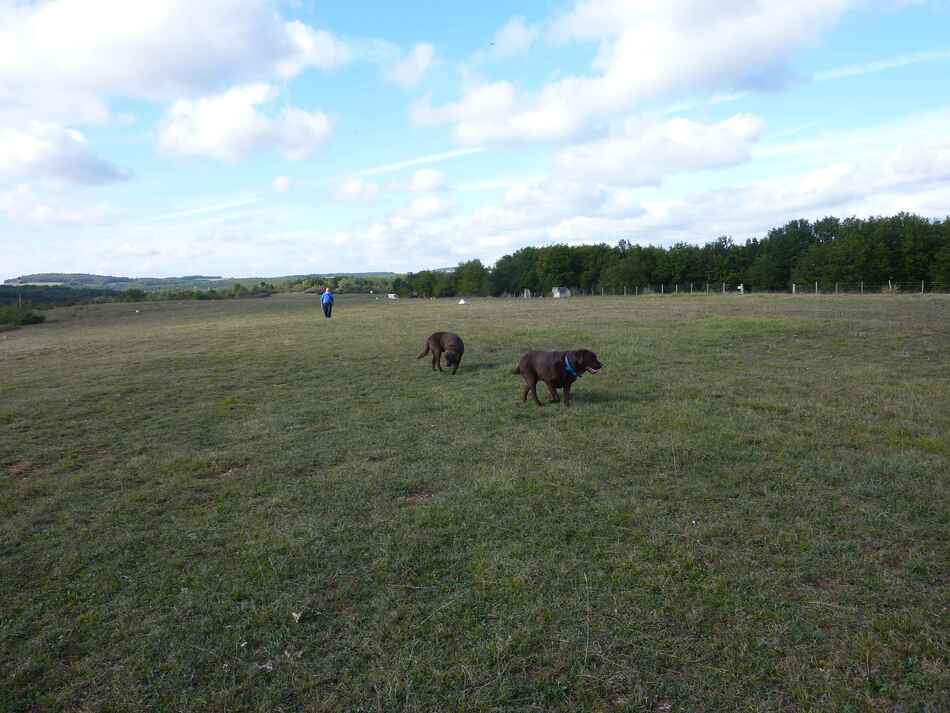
[1,293,948,712]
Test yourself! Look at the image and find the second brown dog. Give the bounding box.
[417,332,465,374]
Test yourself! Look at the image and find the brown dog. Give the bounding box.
[512,349,602,406]
[417,332,465,374]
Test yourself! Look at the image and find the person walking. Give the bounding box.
[321,287,334,319]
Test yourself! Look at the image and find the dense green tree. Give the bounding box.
[492,248,541,294]
[432,271,456,297]
[536,245,579,291]
[455,259,490,295]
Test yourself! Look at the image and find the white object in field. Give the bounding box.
[387,293,399,300]
[458,298,467,305]
[737,284,745,294]
[552,287,571,299]
[135,310,140,313]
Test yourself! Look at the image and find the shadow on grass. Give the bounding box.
[472,362,502,370]
[573,388,632,403]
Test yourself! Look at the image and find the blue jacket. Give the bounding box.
[321,291,334,304]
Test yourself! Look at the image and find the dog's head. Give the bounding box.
[572,349,602,374]
[444,351,460,366]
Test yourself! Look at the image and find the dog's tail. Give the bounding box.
[416,343,430,359]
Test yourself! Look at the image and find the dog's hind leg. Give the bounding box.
[433,348,443,371]
[531,382,542,406]
[522,376,542,406]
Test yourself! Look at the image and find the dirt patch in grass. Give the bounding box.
[5,460,32,477]
[403,487,434,504]
[195,466,241,480]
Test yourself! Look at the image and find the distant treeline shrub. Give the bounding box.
[0,285,117,306]
[5,213,948,307]
[0,303,45,329]
[0,282,274,309]
[396,213,950,296]
[284,275,392,294]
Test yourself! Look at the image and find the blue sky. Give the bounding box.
[1,0,949,279]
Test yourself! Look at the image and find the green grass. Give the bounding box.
[0,304,45,331]
[2,293,948,712]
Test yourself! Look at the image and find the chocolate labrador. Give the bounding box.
[417,332,465,374]
[512,349,602,406]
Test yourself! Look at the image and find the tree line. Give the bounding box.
[395,213,950,296]
[0,282,276,307]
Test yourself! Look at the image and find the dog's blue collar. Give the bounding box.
[564,354,580,379]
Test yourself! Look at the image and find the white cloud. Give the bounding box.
[9,122,950,280]
[470,16,539,65]
[456,175,547,192]
[0,184,116,225]
[411,83,516,129]
[0,0,351,121]
[408,169,446,192]
[322,111,950,269]
[334,177,380,201]
[419,0,856,145]
[0,122,130,184]
[272,176,292,192]
[493,16,539,58]
[754,106,950,162]
[401,195,453,220]
[277,20,353,78]
[554,114,766,186]
[157,84,332,161]
[384,43,436,89]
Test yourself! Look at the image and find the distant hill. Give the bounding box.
[4,273,223,290]
[4,272,398,291]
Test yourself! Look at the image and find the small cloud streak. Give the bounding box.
[360,147,486,176]
[144,198,259,223]
[814,48,950,81]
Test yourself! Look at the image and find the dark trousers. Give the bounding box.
[322,302,332,318]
